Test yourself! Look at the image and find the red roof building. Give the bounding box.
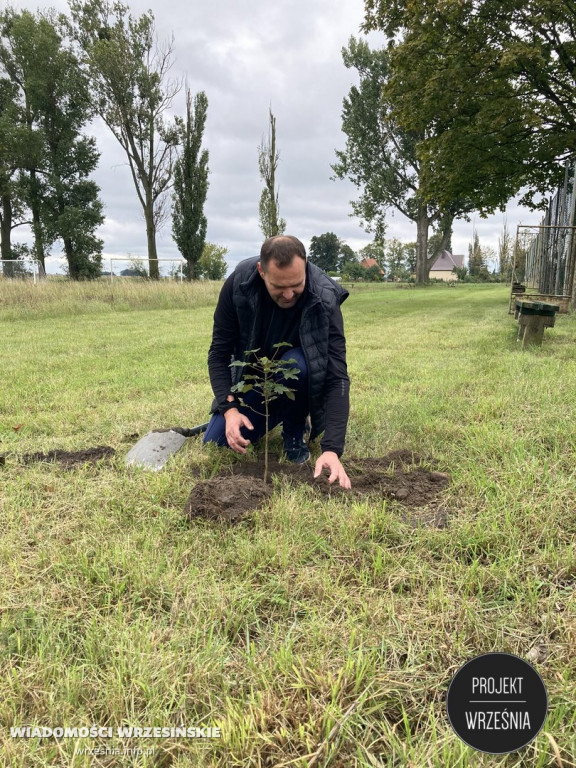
[360,257,385,275]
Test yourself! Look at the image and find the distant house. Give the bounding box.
[359,257,385,277]
[429,250,464,281]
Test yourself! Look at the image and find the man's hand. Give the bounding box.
[313,451,351,489]
[224,408,254,453]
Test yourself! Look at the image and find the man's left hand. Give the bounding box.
[313,451,351,489]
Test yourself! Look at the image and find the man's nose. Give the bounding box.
[282,289,294,300]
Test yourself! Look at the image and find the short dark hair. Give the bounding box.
[259,235,306,269]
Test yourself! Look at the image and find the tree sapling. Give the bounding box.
[230,342,301,484]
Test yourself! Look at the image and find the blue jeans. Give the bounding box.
[204,347,308,447]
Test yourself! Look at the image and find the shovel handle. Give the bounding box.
[152,423,210,438]
[178,423,210,438]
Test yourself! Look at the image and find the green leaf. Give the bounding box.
[230,382,253,393]
[271,383,296,395]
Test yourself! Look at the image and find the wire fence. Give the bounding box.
[107,257,186,281]
[0,257,187,282]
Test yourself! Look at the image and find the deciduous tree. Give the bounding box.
[498,219,513,282]
[468,230,490,280]
[384,239,409,281]
[0,8,103,278]
[198,242,228,280]
[172,89,209,280]
[333,38,461,283]
[338,243,358,275]
[309,232,342,273]
[0,77,29,268]
[70,0,180,278]
[258,108,286,239]
[362,0,571,210]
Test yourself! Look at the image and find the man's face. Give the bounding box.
[257,256,306,309]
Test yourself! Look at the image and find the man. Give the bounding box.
[204,234,351,488]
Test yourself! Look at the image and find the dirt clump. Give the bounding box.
[184,475,272,522]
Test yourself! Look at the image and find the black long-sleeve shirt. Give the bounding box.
[208,272,350,456]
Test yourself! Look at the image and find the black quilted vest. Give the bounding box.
[231,257,349,440]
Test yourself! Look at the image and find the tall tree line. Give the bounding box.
[334,0,576,282]
[1,2,213,281]
[0,7,103,278]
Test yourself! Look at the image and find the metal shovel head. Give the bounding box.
[125,423,209,470]
[125,430,188,470]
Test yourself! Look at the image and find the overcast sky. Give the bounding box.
[12,0,540,274]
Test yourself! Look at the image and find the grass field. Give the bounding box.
[0,280,574,767]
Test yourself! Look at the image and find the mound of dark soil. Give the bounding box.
[19,446,115,469]
[184,475,272,522]
[186,451,450,525]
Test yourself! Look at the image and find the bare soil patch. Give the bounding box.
[185,450,450,526]
[18,446,115,469]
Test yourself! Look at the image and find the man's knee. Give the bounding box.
[203,413,228,446]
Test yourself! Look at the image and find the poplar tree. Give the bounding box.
[468,231,489,280]
[172,89,209,280]
[498,220,513,282]
[258,109,286,238]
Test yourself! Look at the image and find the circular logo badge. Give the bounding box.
[446,652,548,754]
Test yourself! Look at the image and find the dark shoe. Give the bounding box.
[283,434,310,464]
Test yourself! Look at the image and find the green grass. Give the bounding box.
[0,281,574,766]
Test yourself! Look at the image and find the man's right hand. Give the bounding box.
[223,408,254,453]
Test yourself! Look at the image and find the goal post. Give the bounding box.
[0,259,46,283]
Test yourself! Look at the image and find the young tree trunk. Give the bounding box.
[264,409,269,485]
[263,367,270,485]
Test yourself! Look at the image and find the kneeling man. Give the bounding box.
[204,235,351,488]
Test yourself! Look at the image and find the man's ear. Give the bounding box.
[257,261,265,278]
